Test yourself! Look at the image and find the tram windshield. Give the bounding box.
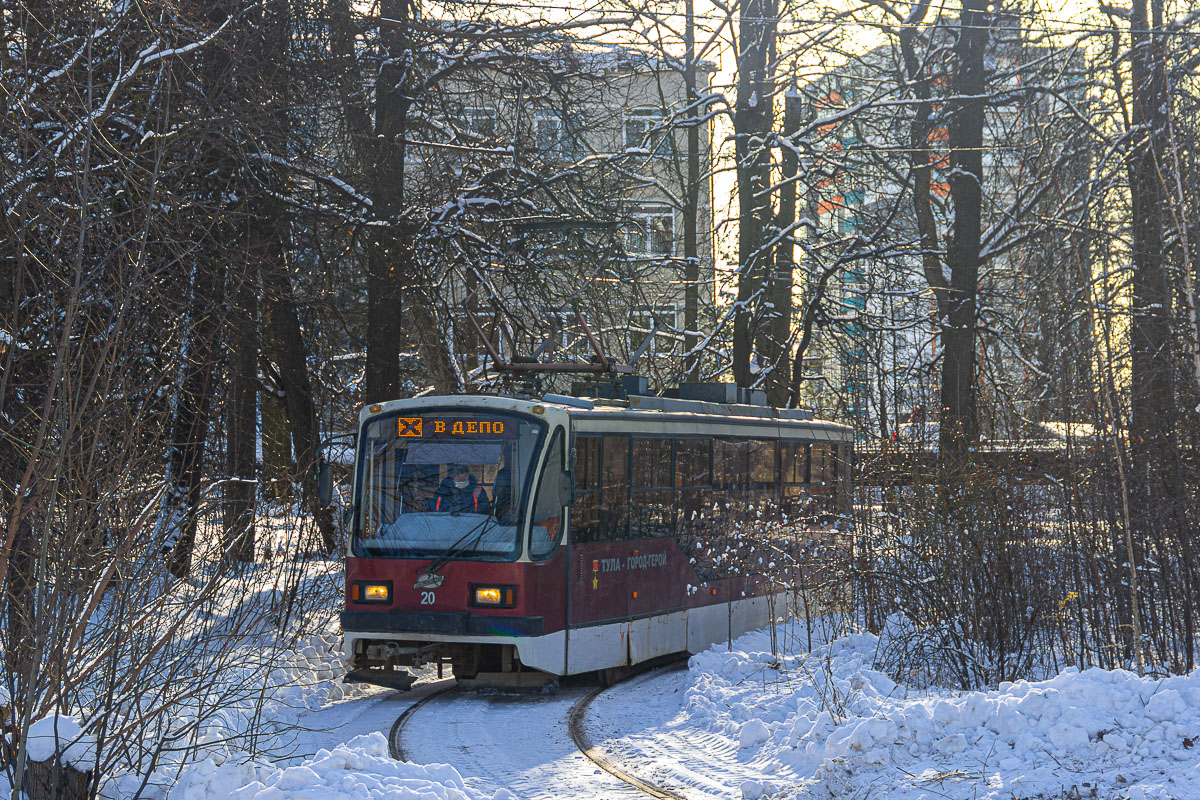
[355,410,545,560]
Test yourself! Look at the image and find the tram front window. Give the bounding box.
[355,411,545,560]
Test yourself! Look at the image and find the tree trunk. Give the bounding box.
[1127,0,1173,521]
[166,260,223,578]
[1125,0,1172,670]
[412,300,458,393]
[683,0,702,381]
[937,0,989,463]
[223,262,258,564]
[261,383,293,502]
[261,230,338,553]
[1,163,38,696]
[167,0,237,578]
[898,0,950,325]
[733,0,777,389]
[364,0,415,404]
[769,90,800,407]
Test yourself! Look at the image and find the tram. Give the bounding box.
[339,385,853,687]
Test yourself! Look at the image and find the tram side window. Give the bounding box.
[714,439,748,493]
[748,439,777,504]
[811,443,834,485]
[600,435,631,540]
[631,438,673,538]
[780,441,809,503]
[576,434,601,491]
[675,439,710,487]
[781,441,809,484]
[570,436,601,543]
[632,437,672,490]
[570,435,632,542]
[710,439,746,525]
[530,429,567,560]
[837,444,852,486]
[674,439,712,551]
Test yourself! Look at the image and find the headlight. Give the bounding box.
[474,587,502,605]
[471,585,516,608]
[351,581,391,603]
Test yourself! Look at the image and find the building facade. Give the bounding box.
[409,45,718,392]
[796,24,1088,439]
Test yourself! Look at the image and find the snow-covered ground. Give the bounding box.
[663,624,1200,799]
[154,618,1200,800]
[16,522,1195,800]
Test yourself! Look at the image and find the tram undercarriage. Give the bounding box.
[345,637,558,689]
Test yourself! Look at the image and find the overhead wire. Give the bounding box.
[357,2,1200,37]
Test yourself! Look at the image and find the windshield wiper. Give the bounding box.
[421,515,495,577]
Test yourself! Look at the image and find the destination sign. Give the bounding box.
[397,417,506,438]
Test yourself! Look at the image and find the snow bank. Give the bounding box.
[172,733,493,800]
[687,624,1200,799]
[95,626,374,799]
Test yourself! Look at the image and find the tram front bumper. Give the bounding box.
[340,610,545,638]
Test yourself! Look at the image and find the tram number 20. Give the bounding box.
[420,591,436,606]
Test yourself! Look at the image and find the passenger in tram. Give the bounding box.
[491,447,513,524]
[434,465,491,515]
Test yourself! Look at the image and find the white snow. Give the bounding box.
[36,584,1200,800]
[26,714,97,769]
[173,733,491,800]
[676,622,1200,798]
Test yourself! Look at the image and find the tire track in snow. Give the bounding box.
[396,685,647,799]
[581,667,800,798]
[392,666,793,799]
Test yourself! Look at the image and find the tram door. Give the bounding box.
[566,435,632,672]
[625,436,686,658]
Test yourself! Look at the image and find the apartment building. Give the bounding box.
[795,24,1088,438]
[410,44,718,388]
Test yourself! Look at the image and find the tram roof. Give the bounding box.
[362,393,852,442]
[561,395,852,442]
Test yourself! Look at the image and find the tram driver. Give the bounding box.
[434,464,491,515]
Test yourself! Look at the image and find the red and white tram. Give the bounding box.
[341,388,852,687]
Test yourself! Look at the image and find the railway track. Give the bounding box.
[567,681,686,799]
[387,681,458,763]
[388,665,687,799]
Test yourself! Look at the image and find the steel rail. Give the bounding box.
[388,682,458,762]
[388,663,687,799]
[567,666,688,800]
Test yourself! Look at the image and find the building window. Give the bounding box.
[800,355,824,379]
[463,106,497,137]
[539,114,586,158]
[623,108,667,156]
[536,115,566,156]
[628,307,677,355]
[624,205,675,257]
[546,308,592,360]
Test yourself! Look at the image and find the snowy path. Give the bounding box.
[584,667,801,799]
[399,683,647,799]
[393,667,782,800]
